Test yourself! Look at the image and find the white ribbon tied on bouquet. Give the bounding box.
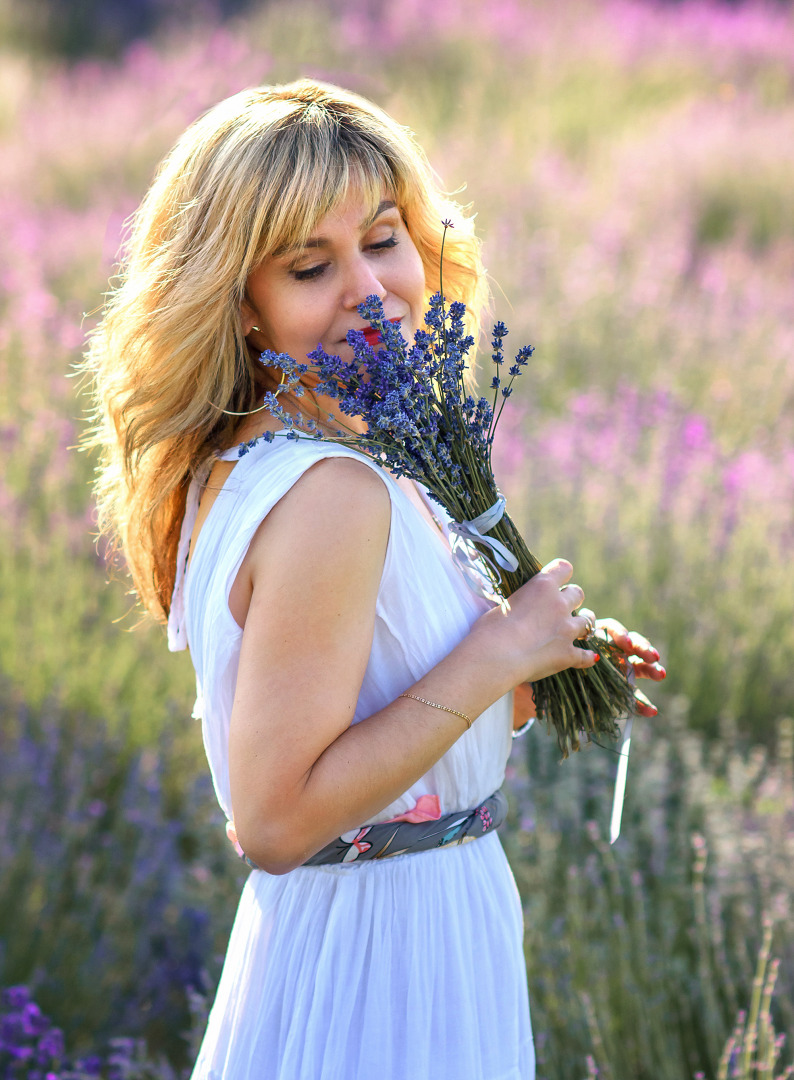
[610,663,637,844]
[447,494,519,601]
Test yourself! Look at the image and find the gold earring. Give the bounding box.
[251,325,261,332]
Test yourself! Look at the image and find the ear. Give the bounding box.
[240,296,260,337]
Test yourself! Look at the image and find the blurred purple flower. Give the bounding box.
[2,987,31,1010]
[683,416,710,451]
[23,1002,50,1037]
[36,1025,65,1063]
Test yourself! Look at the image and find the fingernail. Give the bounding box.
[651,650,660,660]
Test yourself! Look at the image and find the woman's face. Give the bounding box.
[242,188,427,363]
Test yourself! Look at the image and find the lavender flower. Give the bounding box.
[0,988,64,1079]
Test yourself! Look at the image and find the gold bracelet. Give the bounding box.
[399,693,473,730]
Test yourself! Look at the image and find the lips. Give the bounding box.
[360,326,383,346]
[348,317,402,347]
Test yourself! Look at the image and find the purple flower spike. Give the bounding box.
[23,1002,50,1037]
[2,987,31,1010]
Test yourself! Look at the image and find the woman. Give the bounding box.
[85,79,664,1080]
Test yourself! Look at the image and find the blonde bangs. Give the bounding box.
[246,120,401,268]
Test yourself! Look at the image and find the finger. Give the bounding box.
[571,647,599,669]
[626,631,658,659]
[629,656,667,681]
[559,583,585,609]
[626,629,651,648]
[600,620,660,662]
[597,618,633,652]
[541,558,573,584]
[544,557,574,591]
[633,688,658,715]
[597,618,632,650]
[576,607,596,637]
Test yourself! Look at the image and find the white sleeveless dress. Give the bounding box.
[168,437,535,1080]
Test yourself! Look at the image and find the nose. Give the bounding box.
[340,253,387,311]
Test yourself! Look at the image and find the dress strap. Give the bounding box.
[168,448,243,650]
[167,475,203,652]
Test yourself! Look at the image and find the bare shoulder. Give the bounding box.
[227,455,390,628]
[285,454,391,510]
[246,455,391,582]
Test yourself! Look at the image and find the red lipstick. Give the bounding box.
[360,326,382,347]
[356,317,402,348]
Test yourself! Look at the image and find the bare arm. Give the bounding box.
[228,458,596,874]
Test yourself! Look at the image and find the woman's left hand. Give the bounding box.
[511,611,666,728]
[587,612,666,717]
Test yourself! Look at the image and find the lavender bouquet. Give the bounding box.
[250,260,636,757]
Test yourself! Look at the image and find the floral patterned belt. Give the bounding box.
[302,789,508,866]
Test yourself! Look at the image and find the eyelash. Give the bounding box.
[291,236,399,282]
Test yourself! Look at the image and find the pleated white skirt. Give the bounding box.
[191,832,535,1080]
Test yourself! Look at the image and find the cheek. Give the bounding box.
[404,244,428,305]
[261,292,314,352]
[248,271,319,346]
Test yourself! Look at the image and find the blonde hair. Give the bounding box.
[83,78,488,622]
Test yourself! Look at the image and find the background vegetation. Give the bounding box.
[0,1,792,1077]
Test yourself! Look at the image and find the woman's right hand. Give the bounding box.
[470,558,599,692]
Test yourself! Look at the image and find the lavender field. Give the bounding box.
[1,1,792,1077]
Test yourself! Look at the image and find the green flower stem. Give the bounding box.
[470,506,634,758]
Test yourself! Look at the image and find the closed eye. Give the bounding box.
[292,263,328,282]
[291,236,398,282]
[369,236,398,253]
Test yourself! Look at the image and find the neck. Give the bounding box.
[234,380,368,446]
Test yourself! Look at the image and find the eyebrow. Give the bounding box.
[363,198,397,230]
[277,200,397,256]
